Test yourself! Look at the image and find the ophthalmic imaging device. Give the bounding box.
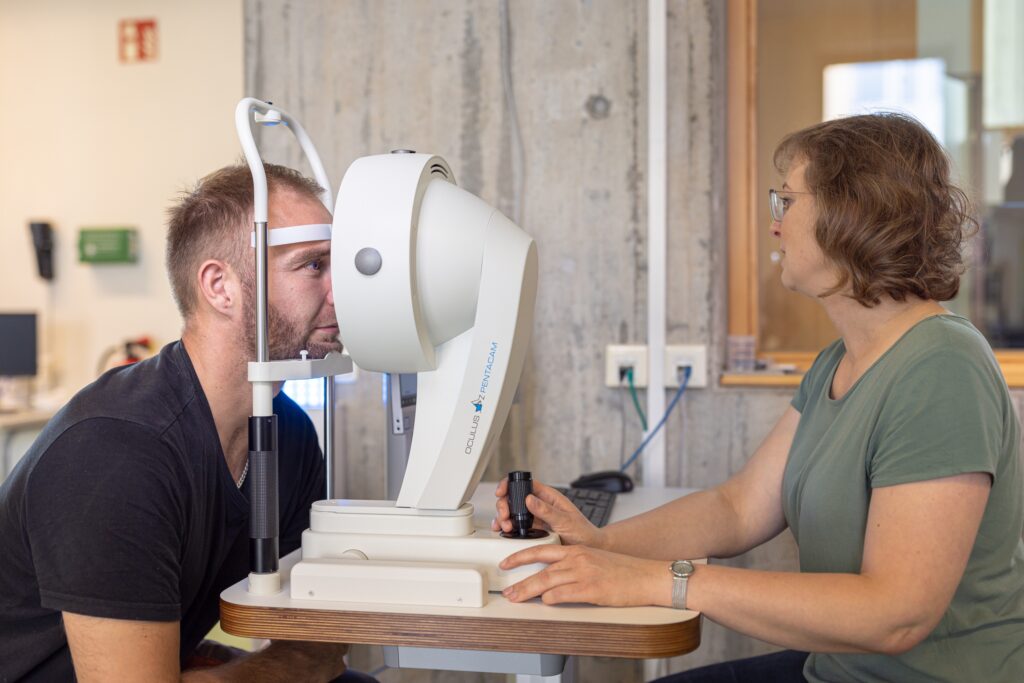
[236,98,557,607]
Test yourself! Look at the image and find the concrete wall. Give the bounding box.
[246,1,798,679]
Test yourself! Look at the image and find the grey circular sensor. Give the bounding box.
[354,247,383,275]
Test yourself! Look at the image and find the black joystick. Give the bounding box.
[508,471,533,534]
[501,471,548,539]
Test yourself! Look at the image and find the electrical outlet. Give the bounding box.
[605,345,648,388]
[665,344,707,388]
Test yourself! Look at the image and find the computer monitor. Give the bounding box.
[0,313,38,377]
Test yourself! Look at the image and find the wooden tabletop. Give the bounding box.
[221,550,700,659]
[221,485,702,658]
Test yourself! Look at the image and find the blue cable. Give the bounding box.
[619,366,691,473]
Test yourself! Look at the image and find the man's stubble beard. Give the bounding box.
[240,275,342,361]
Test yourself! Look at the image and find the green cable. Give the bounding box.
[625,367,648,431]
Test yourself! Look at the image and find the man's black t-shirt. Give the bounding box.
[0,341,325,682]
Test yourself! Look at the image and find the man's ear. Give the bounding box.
[195,259,243,318]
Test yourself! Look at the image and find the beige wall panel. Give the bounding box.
[0,0,243,394]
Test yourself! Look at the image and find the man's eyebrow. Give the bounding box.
[281,244,331,267]
[782,181,791,190]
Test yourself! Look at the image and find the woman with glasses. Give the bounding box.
[494,113,1024,682]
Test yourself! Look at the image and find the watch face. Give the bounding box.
[671,560,695,577]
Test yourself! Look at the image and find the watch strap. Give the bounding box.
[671,570,689,609]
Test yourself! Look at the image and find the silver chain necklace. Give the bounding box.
[236,458,249,489]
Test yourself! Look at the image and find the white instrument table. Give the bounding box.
[220,485,701,676]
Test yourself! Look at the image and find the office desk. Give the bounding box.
[220,485,700,680]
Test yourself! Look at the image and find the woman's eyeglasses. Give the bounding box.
[769,188,813,223]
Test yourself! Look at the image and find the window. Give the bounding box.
[726,0,1024,386]
[282,379,326,409]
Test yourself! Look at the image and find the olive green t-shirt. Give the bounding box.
[784,314,1024,682]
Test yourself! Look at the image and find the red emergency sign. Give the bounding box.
[118,19,158,64]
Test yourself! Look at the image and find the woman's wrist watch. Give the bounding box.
[670,560,696,609]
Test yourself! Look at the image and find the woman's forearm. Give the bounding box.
[599,487,756,560]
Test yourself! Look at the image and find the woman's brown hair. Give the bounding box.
[773,112,977,307]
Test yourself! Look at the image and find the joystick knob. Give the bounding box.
[502,471,547,539]
[507,471,534,537]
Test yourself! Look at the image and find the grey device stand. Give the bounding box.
[385,373,417,500]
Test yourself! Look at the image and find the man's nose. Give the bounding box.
[769,219,781,239]
[324,268,335,307]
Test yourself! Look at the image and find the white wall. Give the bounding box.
[0,0,243,397]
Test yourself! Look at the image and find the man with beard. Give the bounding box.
[0,164,376,682]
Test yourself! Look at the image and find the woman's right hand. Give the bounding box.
[491,477,605,548]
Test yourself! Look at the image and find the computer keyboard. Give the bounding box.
[554,486,617,527]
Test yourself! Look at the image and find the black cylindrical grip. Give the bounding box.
[250,537,279,574]
[249,448,279,538]
[249,415,277,452]
[248,414,279,576]
[507,471,534,538]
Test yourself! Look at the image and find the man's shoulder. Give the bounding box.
[60,341,201,434]
[16,342,212,479]
[273,390,319,441]
[271,392,324,478]
[274,389,311,420]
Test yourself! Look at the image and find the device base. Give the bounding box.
[291,557,487,607]
[294,498,559,606]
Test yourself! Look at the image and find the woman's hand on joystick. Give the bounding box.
[493,475,606,548]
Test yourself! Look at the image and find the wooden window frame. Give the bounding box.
[723,0,1024,388]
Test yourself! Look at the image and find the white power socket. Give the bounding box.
[665,344,707,388]
[606,344,708,388]
[605,345,648,388]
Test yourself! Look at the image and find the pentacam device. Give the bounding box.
[235,98,557,606]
